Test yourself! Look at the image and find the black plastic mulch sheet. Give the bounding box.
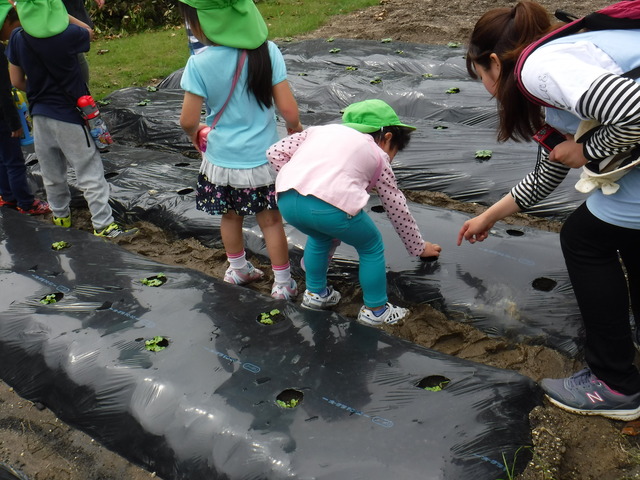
[0,208,540,480]
[125,38,587,220]
[20,142,583,357]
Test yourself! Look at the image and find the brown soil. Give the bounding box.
[4,1,640,479]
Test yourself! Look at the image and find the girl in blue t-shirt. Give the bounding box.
[178,0,302,300]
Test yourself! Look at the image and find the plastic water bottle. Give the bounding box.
[11,88,34,146]
[76,95,113,150]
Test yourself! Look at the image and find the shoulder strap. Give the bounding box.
[211,49,247,129]
[515,1,640,108]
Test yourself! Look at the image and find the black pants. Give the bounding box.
[561,203,640,394]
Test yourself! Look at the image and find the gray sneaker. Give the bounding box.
[540,368,640,421]
[94,222,139,239]
[301,286,341,310]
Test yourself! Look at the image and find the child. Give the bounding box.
[267,99,442,326]
[459,1,640,420]
[0,3,49,216]
[178,0,303,300]
[7,0,137,239]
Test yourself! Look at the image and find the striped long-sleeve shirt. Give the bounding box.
[513,34,640,210]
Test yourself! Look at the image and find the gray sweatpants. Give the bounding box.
[33,115,114,230]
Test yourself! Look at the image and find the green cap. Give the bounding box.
[15,0,69,38]
[342,99,416,133]
[179,0,268,50]
[0,3,13,28]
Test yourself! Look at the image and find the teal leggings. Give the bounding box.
[277,190,387,307]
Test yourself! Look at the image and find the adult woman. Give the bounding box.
[458,1,640,420]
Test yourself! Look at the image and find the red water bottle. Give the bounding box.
[76,95,113,150]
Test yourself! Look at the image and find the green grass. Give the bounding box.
[86,0,380,100]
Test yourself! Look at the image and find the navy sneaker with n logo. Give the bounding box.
[541,368,640,421]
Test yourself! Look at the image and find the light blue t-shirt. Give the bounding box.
[180,41,287,169]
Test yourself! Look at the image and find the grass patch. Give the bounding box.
[86,0,380,100]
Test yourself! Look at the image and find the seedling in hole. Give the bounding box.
[446,87,460,94]
[40,294,58,305]
[297,72,308,76]
[447,41,461,48]
[423,379,450,391]
[370,76,382,85]
[146,86,158,92]
[329,48,341,54]
[475,150,493,159]
[277,398,299,408]
[381,38,392,43]
[422,73,434,78]
[345,66,358,71]
[395,49,404,55]
[259,309,281,325]
[326,37,335,42]
[145,336,169,352]
[137,99,151,106]
[51,241,70,250]
[141,273,166,287]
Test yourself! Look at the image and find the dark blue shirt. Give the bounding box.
[6,25,90,125]
[0,43,20,131]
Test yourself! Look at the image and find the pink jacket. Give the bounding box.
[267,124,425,256]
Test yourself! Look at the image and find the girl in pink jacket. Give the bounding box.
[268,99,441,326]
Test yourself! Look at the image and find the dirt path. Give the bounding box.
[4,1,640,480]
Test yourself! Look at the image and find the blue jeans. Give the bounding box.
[277,189,387,307]
[0,124,33,209]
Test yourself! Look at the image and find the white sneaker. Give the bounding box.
[357,303,408,326]
[271,279,298,300]
[301,286,341,310]
[224,262,264,285]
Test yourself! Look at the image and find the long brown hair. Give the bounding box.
[466,1,557,142]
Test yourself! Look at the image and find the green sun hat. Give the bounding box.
[0,3,13,28]
[342,99,416,133]
[179,0,268,50]
[15,0,69,38]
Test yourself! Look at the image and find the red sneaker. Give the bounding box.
[0,196,17,208]
[17,199,51,215]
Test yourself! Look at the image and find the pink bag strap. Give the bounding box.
[211,49,247,128]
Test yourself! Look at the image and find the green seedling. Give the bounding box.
[297,72,309,76]
[326,37,335,42]
[434,125,448,130]
[40,294,58,305]
[381,37,393,43]
[370,76,382,85]
[137,99,151,106]
[423,379,450,391]
[345,66,358,71]
[146,86,158,92]
[276,398,299,408]
[447,41,461,48]
[283,37,294,42]
[329,48,341,53]
[395,49,404,55]
[145,336,168,352]
[446,87,460,94]
[422,73,434,78]
[97,99,111,107]
[141,273,166,287]
[475,150,493,159]
[51,241,70,250]
[259,309,281,325]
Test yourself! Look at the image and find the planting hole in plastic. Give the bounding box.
[416,375,451,392]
